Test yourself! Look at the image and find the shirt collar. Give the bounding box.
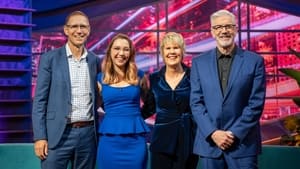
[65,43,88,59]
[216,45,237,59]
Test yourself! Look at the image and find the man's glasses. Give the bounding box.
[66,24,90,31]
[211,24,236,31]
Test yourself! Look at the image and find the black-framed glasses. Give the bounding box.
[66,24,90,30]
[212,24,236,31]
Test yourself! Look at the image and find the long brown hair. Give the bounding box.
[101,33,139,85]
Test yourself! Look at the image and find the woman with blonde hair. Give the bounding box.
[142,32,199,169]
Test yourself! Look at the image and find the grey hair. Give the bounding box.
[210,9,236,25]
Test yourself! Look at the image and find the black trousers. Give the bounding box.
[151,151,199,169]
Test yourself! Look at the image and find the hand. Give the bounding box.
[211,130,235,150]
[34,140,48,160]
[97,107,105,116]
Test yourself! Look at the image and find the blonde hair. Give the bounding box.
[101,33,138,85]
[160,32,185,58]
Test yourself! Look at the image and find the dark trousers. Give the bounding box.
[151,151,199,169]
[201,154,258,169]
[41,125,97,169]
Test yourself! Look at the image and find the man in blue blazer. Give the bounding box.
[190,10,266,169]
[32,11,100,169]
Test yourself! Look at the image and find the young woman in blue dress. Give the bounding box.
[96,33,150,169]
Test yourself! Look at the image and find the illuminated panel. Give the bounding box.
[31,0,300,123]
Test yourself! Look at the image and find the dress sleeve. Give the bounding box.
[97,72,103,84]
[137,69,145,79]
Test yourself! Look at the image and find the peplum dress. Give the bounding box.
[96,71,150,169]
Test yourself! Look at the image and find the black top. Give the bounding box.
[217,46,237,95]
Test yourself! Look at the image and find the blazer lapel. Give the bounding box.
[59,47,72,101]
[87,53,96,99]
[209,49,223,98]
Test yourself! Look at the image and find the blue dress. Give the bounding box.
[96,71,150,169]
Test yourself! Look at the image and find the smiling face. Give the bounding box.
[211,15,237,50]
[64,13,90,49]
[160,32,185,68]
[110,38,131,70]
[162,41,183,67]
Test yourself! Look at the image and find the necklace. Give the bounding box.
[165,71,185,90]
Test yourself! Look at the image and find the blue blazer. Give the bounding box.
[32,46,100,148]
[190,47,266,158]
